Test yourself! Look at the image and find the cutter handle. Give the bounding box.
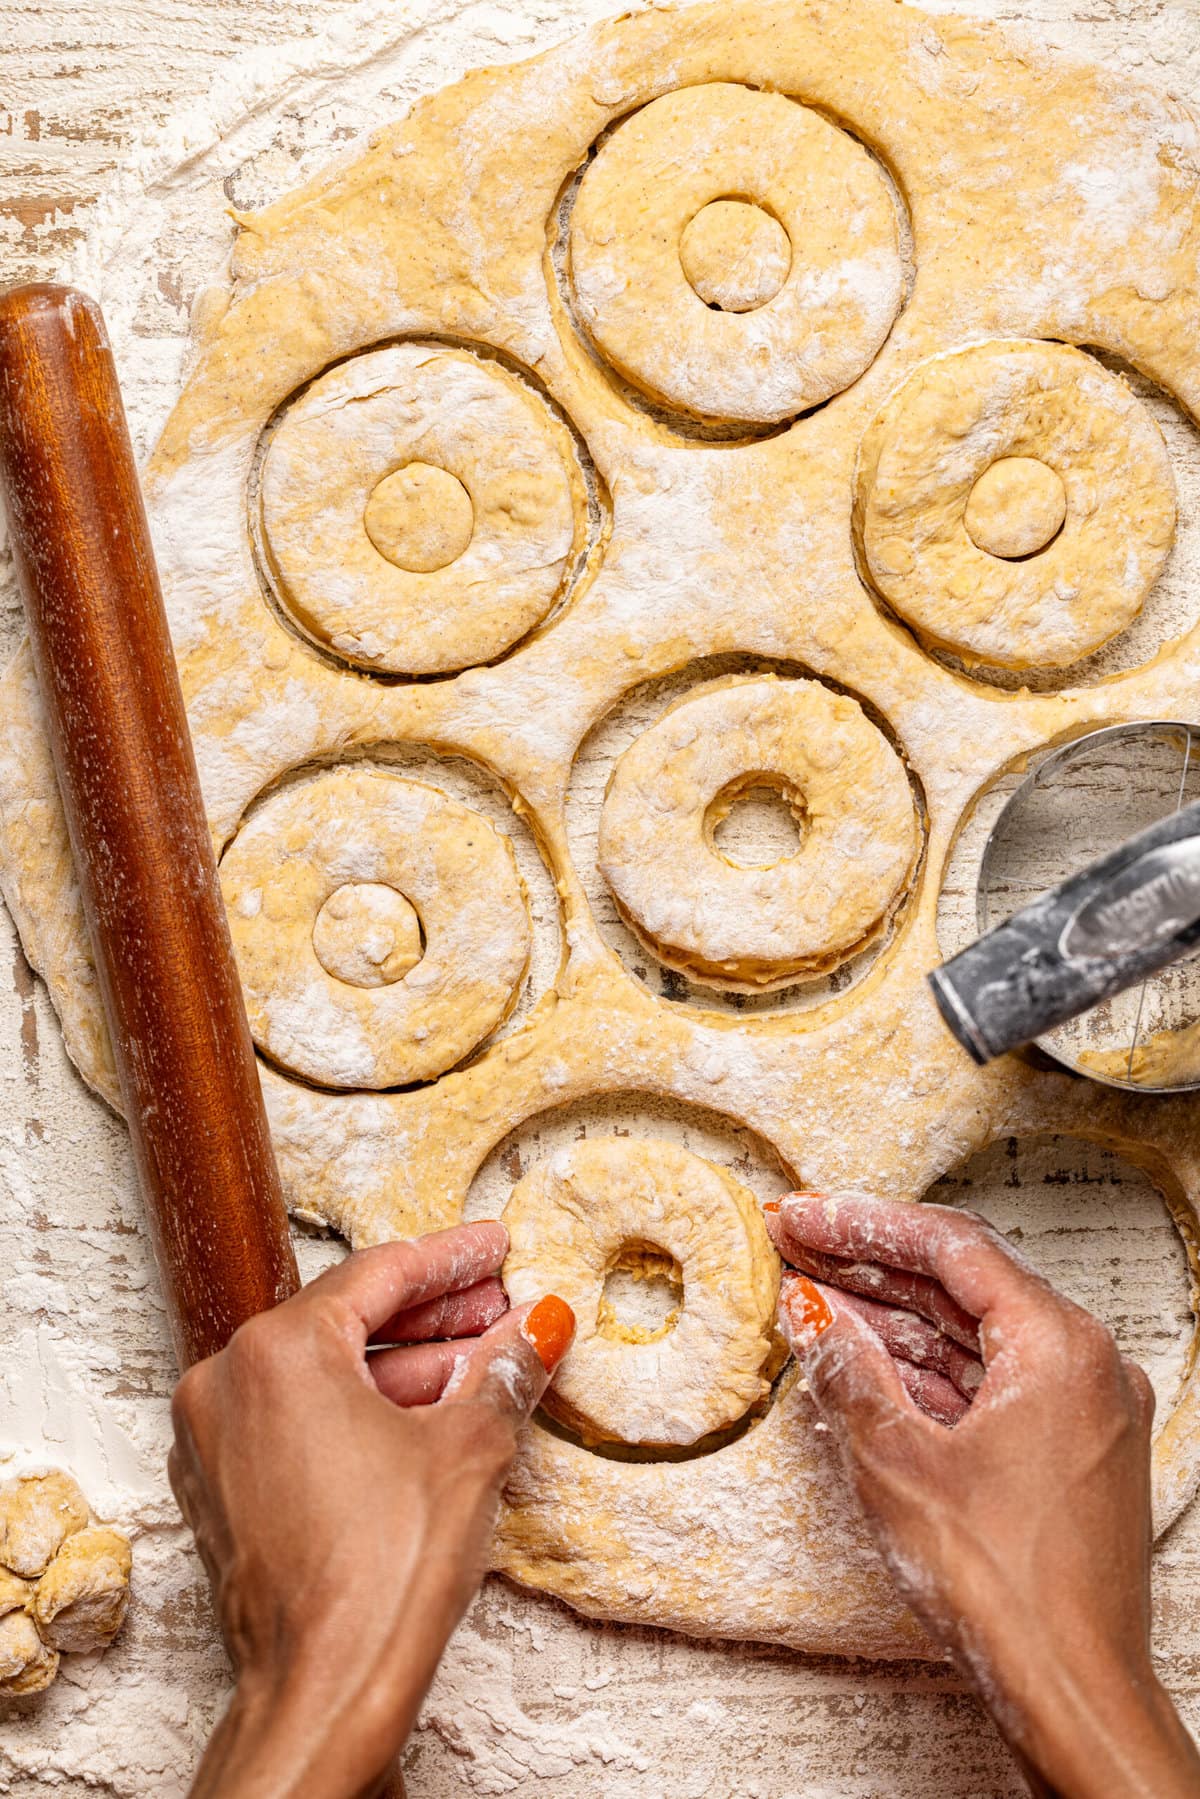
[0,283,299,1368]
[929,796,1200,1066]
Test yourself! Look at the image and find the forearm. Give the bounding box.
[980,1643,1200,1799]
[190,1666,415,1799]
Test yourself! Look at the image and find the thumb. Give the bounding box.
[781,1274,921,1452]
[441,1295,575,1426]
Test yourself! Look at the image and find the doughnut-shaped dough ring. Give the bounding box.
[220,768,531,1089]
[598,676,919,991]
[260,344,587,675]
[568,83,905,424]
[502,1137,780,1447]
[855,339,1177,671]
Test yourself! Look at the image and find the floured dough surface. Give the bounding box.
[2,0,1200,1661]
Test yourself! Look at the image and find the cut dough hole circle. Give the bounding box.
[569,83,904,423]
[855,340,1176,671]
[260,343,586,675]
[963,456,1066,561]
[597,675,919,990]
[597,1244,684,1343]
[221,767,531,1089]
[928,1134,1195,1423]
[312,881,423,988]
[707,775,805,869]
[502,1137,780,1447]
[679,198,792,312]
[362,462,474,573]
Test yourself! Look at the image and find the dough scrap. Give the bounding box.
[0,1473,88,1580]
[502,1137,780,1447]
[569,82,904,423]
[963,456,1066,561]
[598,676,919,989]
[220,768,532,1089]
[0,1569,32,1620]
[33,1527,133,1655]
[0,1473,132,1694]
[260,343,586,675]
[855,340,1176,670]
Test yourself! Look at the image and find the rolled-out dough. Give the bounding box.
[2,0,1200,1659]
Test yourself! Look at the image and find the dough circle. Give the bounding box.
[598,676,919,990]
[678,199,792,312]
[502,1137,780,1447]
[260,343,586,675]
[312,882,423,988]
[220,768,531,1089]
[963,456,1066,560]
[568,83,905,424]
[855,339,1176,671]
[363,463,475,573]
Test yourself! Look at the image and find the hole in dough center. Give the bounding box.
[679,198,792,313]
[363,462,475,573]
[964,456,1067,561]
[705,776,807,869]
[596,1242,684,1344]
[313,882,424,988]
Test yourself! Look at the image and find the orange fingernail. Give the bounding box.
[763,1200,781,1214]
[779,1273,833,1351]
[523,1295,576,1372]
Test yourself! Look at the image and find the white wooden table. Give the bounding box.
[2,2,1200,1792]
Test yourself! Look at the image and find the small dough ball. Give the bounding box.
[0,1473,89,1579]
[34,1526,133,1655]
[0,1611,58,1695]
[312,881,424,988]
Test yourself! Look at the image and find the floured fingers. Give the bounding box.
[830,1288,984,1402]
[770,1236,982,1354]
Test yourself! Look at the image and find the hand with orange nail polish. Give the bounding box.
[172,1224,574,1799]
[767,1192,1200,1799]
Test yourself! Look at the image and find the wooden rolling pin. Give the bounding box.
[0,283,299,1367]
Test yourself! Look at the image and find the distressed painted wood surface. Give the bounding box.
[2,1,1200,1793]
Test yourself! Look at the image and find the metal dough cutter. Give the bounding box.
[929,721,1200,1094]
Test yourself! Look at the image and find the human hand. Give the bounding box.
[766,1191,1200,1799]
[171,1222,573,1799]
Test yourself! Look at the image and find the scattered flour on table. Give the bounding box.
[3,0,1199,1793]
[413,1631,648,1794]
